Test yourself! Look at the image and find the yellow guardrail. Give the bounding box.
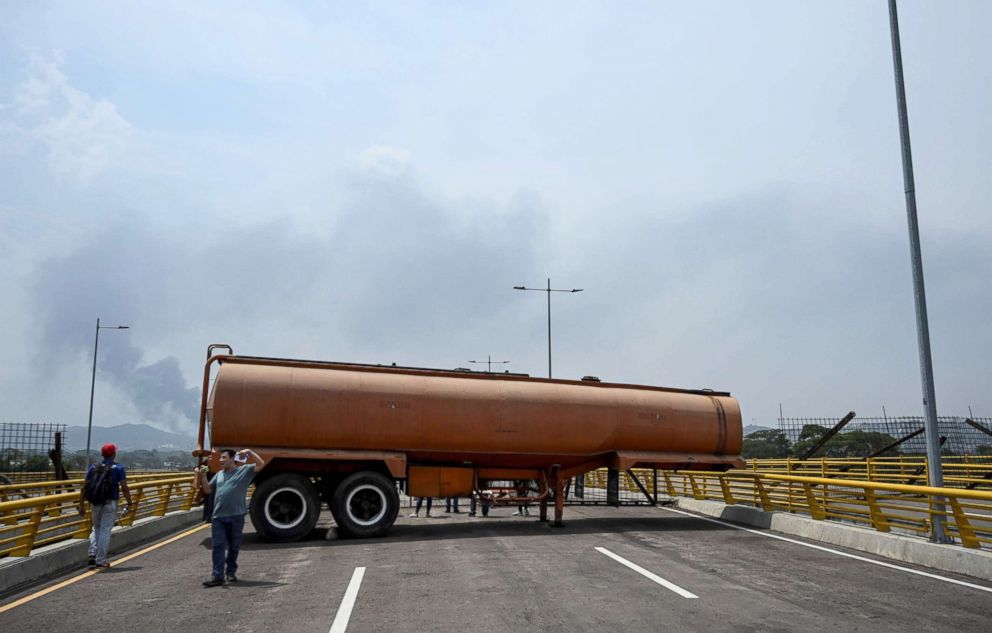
[0,475,198,557]
[1,470,193,485]
[0,473,188,503]
[745,457,992,489]
[581,467,992,549]
[660,470,992,549]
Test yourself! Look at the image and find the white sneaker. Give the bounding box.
[511,510,522,516]
[409,513,418,518]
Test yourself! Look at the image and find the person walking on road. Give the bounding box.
[78,443,132,568]
[196,448,266,587]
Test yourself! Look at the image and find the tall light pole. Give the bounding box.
[887,0,948,543]
[86,318,129,466]
[513,278,583,378]
[469,355,510,373]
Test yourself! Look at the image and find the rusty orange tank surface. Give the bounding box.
[195,346,743,541]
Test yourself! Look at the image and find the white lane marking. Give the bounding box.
[661,505,992,594]
[595,546,699,599]
[329,566,366,633]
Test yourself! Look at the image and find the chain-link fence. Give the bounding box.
[776,415,992,457]
[0,422,67,475]
[569,469,663,506]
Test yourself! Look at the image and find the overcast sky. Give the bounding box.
[1,2,989,437]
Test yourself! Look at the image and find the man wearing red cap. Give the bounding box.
[78,443,133,568]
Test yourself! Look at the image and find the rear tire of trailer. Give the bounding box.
[249,473,321,541]
[330,471,399,538]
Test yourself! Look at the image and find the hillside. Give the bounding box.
[64,423,195,452]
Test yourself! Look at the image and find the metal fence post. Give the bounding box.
[11,508,44,556]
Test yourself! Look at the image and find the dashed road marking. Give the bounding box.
[661,505,992,594]
[329,566,366,633]
[595,546,699,599]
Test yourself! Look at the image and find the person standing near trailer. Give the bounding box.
[197,448,266,587]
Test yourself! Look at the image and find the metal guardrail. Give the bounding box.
[660,471,992,549]
[0,475,197,557]
[0,473,190,503]
[745,457,992,490]
[580,467,992,549]
[7,465,991,556]
[0,470,192,485]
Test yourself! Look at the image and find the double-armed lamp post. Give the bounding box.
[469,355,510,373]
[85,318,129,466]
[513,278,583,379]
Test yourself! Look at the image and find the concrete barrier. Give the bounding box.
[675,497,992,581]
[0,509,204,597]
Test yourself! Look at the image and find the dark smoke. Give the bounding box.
[98,342,200,427]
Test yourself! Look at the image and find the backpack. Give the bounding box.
[84,463,118,504]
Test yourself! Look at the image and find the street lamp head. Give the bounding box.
[513,286,526,290]
[117,326,130,329]
[571,289,584,293]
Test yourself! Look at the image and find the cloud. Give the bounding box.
[357,145,412,179]
[25,149,551,432]
[2,4,990,435]
[7,54,132,184]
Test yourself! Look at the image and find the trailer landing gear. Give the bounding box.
[552,478,566,527]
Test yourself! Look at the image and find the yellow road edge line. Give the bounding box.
[0,522,210,614]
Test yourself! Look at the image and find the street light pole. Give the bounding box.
[469,355,510,373]
[85,318,129,466]
[514,278,583,378]
[887,0,948,543]
[547,279,552,380]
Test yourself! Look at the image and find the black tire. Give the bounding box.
[330,471,399,538]
[249,473,321,541]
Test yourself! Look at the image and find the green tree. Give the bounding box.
[789,424,830,458]
[63,452,89,471]
[790,424,900,458]
[742,430,791,459]
[24,454,53,471]
[0,448,23,472]
[826,430,900,457]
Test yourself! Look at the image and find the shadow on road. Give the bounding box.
[221,580,286,588]
[236,512,733,551]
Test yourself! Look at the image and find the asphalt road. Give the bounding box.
[2,504,990,632]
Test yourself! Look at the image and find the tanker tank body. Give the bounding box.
[194,345,744,542]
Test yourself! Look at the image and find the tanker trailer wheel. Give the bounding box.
[249,473,321,541]
[330,471,399,538]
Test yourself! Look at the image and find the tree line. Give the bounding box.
[743,424,992,459]
[1,448,197,473]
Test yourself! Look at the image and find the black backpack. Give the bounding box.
[84,463,118,504]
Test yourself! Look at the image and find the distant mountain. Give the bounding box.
[743,424,775,437]
[64,423,195,452]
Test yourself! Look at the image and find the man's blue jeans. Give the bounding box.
[88,500,117,564]
[211,514,245,580]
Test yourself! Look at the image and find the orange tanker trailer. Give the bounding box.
[194,344,744,541]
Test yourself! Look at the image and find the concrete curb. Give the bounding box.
[0,509,204,597]
[674,497,992,581]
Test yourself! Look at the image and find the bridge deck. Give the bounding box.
[1,504,989,632]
